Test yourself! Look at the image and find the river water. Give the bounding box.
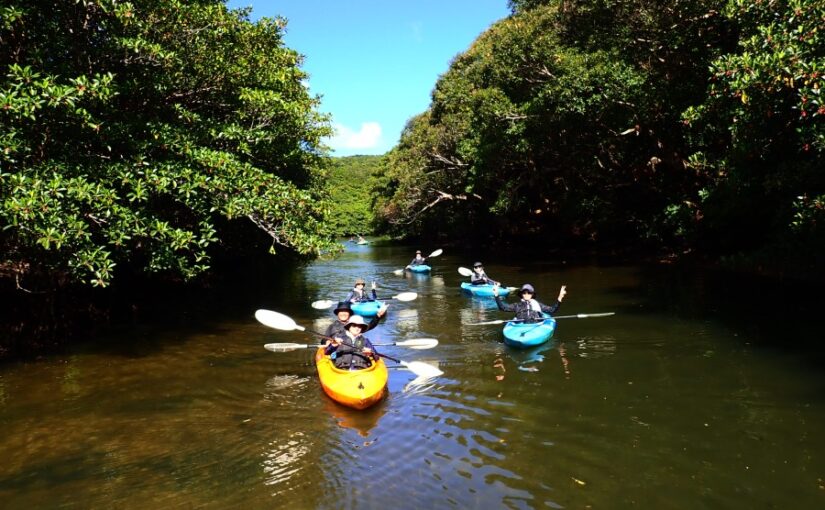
[1,242,824,509]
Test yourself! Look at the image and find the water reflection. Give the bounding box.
[262,431,311,486]
[320,397,386,438]
[3,248,825,509]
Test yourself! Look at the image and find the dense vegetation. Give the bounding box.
[373,0,824,275]
[1,0,337,294]
[0,1,341,356]
[325,155,383,236]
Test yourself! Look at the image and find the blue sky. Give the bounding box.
[226,1,510,156]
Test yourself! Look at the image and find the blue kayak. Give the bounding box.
[460,282,511,297]
[407,264,431,273]
[502,313,556,348]
[350,300,383,317]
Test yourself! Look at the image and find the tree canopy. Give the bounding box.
[325,155,383,236]
[0,0,338,291]
[374,0,824,273]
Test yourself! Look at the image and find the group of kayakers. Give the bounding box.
[322,252,567,371]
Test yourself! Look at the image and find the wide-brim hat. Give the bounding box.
[354,277,366,285]
[345,314,368,329]
[333,301,353,314]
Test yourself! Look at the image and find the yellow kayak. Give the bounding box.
[314,347,388,410]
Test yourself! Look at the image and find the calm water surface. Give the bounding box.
[1,242,824,509]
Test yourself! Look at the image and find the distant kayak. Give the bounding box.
[350,300,383,317]
[502,313,556,348]
[315,348,387,410]
[460,282,511,297]
[356,240,369,245]
[407,264,431,273]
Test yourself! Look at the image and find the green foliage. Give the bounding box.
[325,155,383,235]
[374,0,823,274]
[683,0,825,254]
[0,0,337,289]
[374,0,727,247]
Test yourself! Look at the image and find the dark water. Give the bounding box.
[2,242,824,509]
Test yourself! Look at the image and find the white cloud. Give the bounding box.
[327,122,382,151]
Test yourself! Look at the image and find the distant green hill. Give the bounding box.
[326,155,384,235]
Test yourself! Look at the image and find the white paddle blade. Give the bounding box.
[311,300,335,310]
[469,319,507,326]
[396,338,438,349]
[393,292,418,302]
[254,309,305,331]
[393,268,405,275]
[401,361,443,378]
[264,343,311,352]
[457,267,473,277]
[428,249,443,258]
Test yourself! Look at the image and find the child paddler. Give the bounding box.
[324,315,379,370]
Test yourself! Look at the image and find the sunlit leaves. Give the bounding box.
[0,0,336,289]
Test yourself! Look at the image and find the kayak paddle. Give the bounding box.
[457,266,506,287]
[264,338,438,352]
[255,309,443,378]
[393,249,443,275]
[310,291,418,310]
[468,312,616,326]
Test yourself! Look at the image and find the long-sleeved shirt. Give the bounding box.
[494,296,560,322]
[345,288,377,303]
[471,270,498,285]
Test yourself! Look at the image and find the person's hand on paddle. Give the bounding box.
[492,284,499,297]
[377,303,389,318]
[557,285,567,302]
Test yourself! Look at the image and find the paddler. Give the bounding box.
[324,315,379,370]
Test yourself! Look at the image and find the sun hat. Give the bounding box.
[333,301,353,315]
[344,315,368,329]
[520,283,535,294]
[473,261,483,268]
[354,277,366,285]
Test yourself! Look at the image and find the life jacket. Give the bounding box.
[516,299,544,322]
[330,333,373,370]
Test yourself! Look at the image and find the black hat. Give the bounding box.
[333,301,353,314]
[473,261,483,268]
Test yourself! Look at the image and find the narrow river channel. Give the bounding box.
[1,241,824,509]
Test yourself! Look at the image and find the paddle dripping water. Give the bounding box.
[1,244,825,509]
